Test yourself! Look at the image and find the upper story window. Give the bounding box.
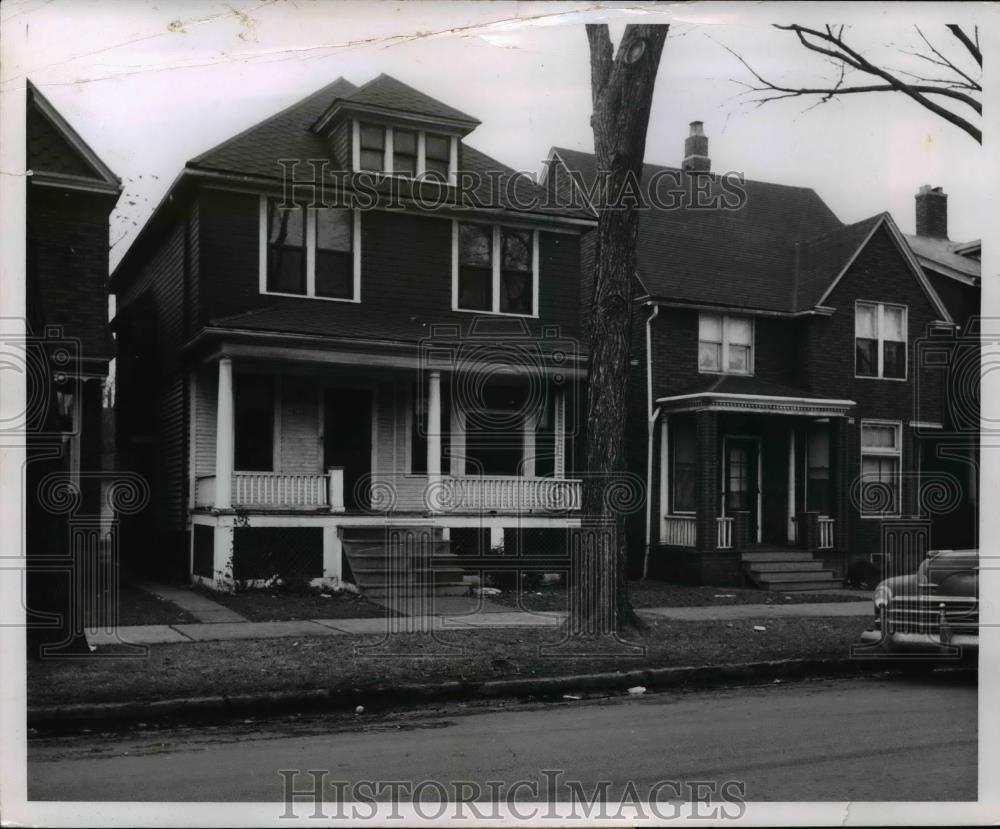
[856,301,906,379]
[260,197,360,302]
[358,124,385,173]
[354,121,455,181]
[453,222,538,317]
[698,313,753,375]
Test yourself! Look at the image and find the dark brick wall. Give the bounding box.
[27,187,115,363]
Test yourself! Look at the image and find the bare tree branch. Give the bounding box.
[726,24,981,143]
[947,24,982,66]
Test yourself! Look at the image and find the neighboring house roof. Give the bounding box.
[26,80,121,195]
[552,148,952,320]
[903,232,981,286]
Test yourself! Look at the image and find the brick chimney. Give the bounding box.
[682,121,710,173]
[915,185,948,239]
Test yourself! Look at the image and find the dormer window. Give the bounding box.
[353,121,456,181]
[698,313,753,375]
[358,124,385,173]
[393,128,418,176]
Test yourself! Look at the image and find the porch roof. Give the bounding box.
[657,376,854,417]
[190,305,588,375]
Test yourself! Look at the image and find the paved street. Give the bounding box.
[28,673,975,803]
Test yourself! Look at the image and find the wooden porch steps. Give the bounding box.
[339,525,470,597]
[740,548,842,591]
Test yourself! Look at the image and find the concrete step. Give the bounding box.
[342,541,453,559]
[762,580,844,592]
[741,551,817,563]
[758,570,837,583]
[746,560,826,573]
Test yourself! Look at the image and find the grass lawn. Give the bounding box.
[27,616,868,708]
[192,585,393,621]
[491,580,869,613]
[87,584,199,627]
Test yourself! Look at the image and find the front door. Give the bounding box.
[324,388,372,511]
[724,438,760,543]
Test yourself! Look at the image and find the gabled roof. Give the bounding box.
[26,80,120,195]
[553,148,952,320]
[552,147,843,313]
[313,73,480,132]
[903,232,981,285]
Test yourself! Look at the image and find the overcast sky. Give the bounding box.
[2,1,991,270]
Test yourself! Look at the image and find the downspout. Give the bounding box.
[642,302,660,580]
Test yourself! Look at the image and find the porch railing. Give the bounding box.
[662,516,697,547]
[716,516,733,550]
[194,469,345,511]
[818,516,835,550]
[436,476,582,513]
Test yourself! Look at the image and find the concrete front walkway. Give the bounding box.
[136,581,248,623]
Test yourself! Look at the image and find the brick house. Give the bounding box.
[110,75,592,589]
[26,80,121,513]
[549,123,968,589]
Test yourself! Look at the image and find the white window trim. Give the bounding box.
[859,419,903,518]
[259,196,361,303]
[854,300,908,381]
[353,119,458,182]
[698,313,754,376]
[452,220,539,318]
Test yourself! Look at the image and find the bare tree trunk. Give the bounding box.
[573,24,667,634]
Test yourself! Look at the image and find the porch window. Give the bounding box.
[266,201,306,295]
[464,381,528,476]
[454,222,538,316]
[805,428,831,513]
[856,302,906,379]
[860,421,901,515]
[393,128,418,176]
[358,123,385,173]
[670,418,697,513]
[261,198,360,302]
[425,133,451,180]
[234,375,274,472]
[698,314,753,375]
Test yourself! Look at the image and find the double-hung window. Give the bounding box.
[355,122,454,180]
[805,427,831,514]
[698,314,753,374]
[261,198,360,302]
[454,222,537,316]
[860,421,901,516]
[856,301,906,379]
[358,124,385,173]
[670,418,697,513]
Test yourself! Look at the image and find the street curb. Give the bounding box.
[28,657,879,732]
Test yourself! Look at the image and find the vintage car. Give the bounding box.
[858,549,978,661]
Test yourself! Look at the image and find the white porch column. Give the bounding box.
[426,370,442,480]
[787,428,797,543]
[215,356,235,510]
[659,417,669,543]
[553,390,566,478]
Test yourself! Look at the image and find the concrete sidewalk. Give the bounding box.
[87,601,872,647]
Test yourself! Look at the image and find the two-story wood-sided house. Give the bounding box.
[550,123,963,589]
[111,74,593,589]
